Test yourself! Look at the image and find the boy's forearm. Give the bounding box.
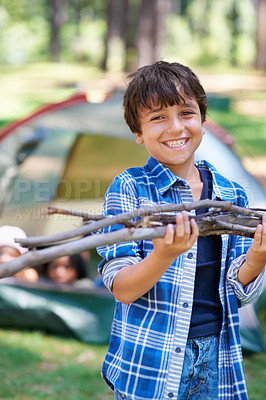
[112,250,173,304]
[112,213,198,303]
[237,260,265,288]
[238,216,266,288]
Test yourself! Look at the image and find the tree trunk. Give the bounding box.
[102,0,129,71]
[255,0,266,70]
[49,0,65,62]
[137,0,169,68]
[101,0,114,71]
[124,0,140,72]
[137,0,154,67]
[228,0,239,66]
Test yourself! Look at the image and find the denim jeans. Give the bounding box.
[177,334,219,400]
[114,334,219,400]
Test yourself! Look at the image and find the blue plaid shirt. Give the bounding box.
[98,157,265,400]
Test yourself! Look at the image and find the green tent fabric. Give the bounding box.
[0,279,264,351]
[239,301,265,354]
[0,280,115,344]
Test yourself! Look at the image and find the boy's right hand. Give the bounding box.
[152,211,199,264]
[112,211,199,304]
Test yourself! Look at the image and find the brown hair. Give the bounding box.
[123,61,208,134]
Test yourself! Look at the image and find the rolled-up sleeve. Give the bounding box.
[101,256,142,292]
[227,254,265,306]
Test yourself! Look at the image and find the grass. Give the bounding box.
[0,329,113,400]
[244,351,266,399]
[0,62,101,123]
[207,106,266,158]
[0,326,265,399]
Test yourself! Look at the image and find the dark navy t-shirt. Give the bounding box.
[188,168,223,338]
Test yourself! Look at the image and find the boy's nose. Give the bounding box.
[167,116,184,134]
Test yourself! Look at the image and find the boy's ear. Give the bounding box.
[134,132,144,145]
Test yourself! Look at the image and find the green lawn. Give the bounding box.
[0,329,113,400]
[207,107,266,158]
[0,326,265,399]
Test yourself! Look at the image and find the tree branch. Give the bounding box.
[15,200,264,248]
[0,200,263,280]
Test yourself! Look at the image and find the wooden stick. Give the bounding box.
[0,200,262,280]
[0,221,257,279]
[15,200,265,248]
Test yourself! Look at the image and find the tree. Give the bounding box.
[227,0,240,66]
[47,0,66,62]
[137,0,170,67]
[254,0,266,70]
[101,0,129,71]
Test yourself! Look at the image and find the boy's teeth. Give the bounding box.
[166,139,186,147]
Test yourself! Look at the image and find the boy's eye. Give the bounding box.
[182,110,194,116]
[151,115,164,121]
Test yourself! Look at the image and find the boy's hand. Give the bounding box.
[238,214,266,287]
[152,211,199,264]
[113,211,199,304]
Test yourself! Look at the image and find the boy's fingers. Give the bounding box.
[189,219,199,243]
[191,218,199,235]
[256,215,266,250]
[262,214,266,241]
[253,224,263,249]
[181,211,190,235]
[174,213,185,238]
[163,213,198,247]
[164,223,174,245]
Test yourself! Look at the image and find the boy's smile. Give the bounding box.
[164,138,188,149]
[134,98,205,180]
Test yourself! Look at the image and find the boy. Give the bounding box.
[97,61,266,400]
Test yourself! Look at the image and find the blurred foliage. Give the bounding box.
[166,0,256,68]
[0,0,259,70]
[208,107,266,157]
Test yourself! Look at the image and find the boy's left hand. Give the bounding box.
[238,214,266,287]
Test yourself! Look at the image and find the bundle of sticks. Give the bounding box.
[0,200,265,279]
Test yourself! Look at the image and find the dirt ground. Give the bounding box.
[200,72,266,117]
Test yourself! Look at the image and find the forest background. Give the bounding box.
[0,0,266,184]
[0,1,265,399]
[0,0,265,70]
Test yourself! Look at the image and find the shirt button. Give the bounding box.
[183,302,189,308]
[168,393,174,398]
[175,347,181,353]
[187,252,193,259]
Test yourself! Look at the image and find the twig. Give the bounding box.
[0,221,257,279]
[0,200,263,280]
[15,200,265,248]
[47,206,105,221]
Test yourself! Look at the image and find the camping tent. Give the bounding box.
[0,90,265,237]
[0,91,265,350]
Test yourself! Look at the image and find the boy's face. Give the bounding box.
[134,96,205,177]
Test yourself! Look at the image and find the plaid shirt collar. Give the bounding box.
[144,156,187,195]
[145,156,237,202]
